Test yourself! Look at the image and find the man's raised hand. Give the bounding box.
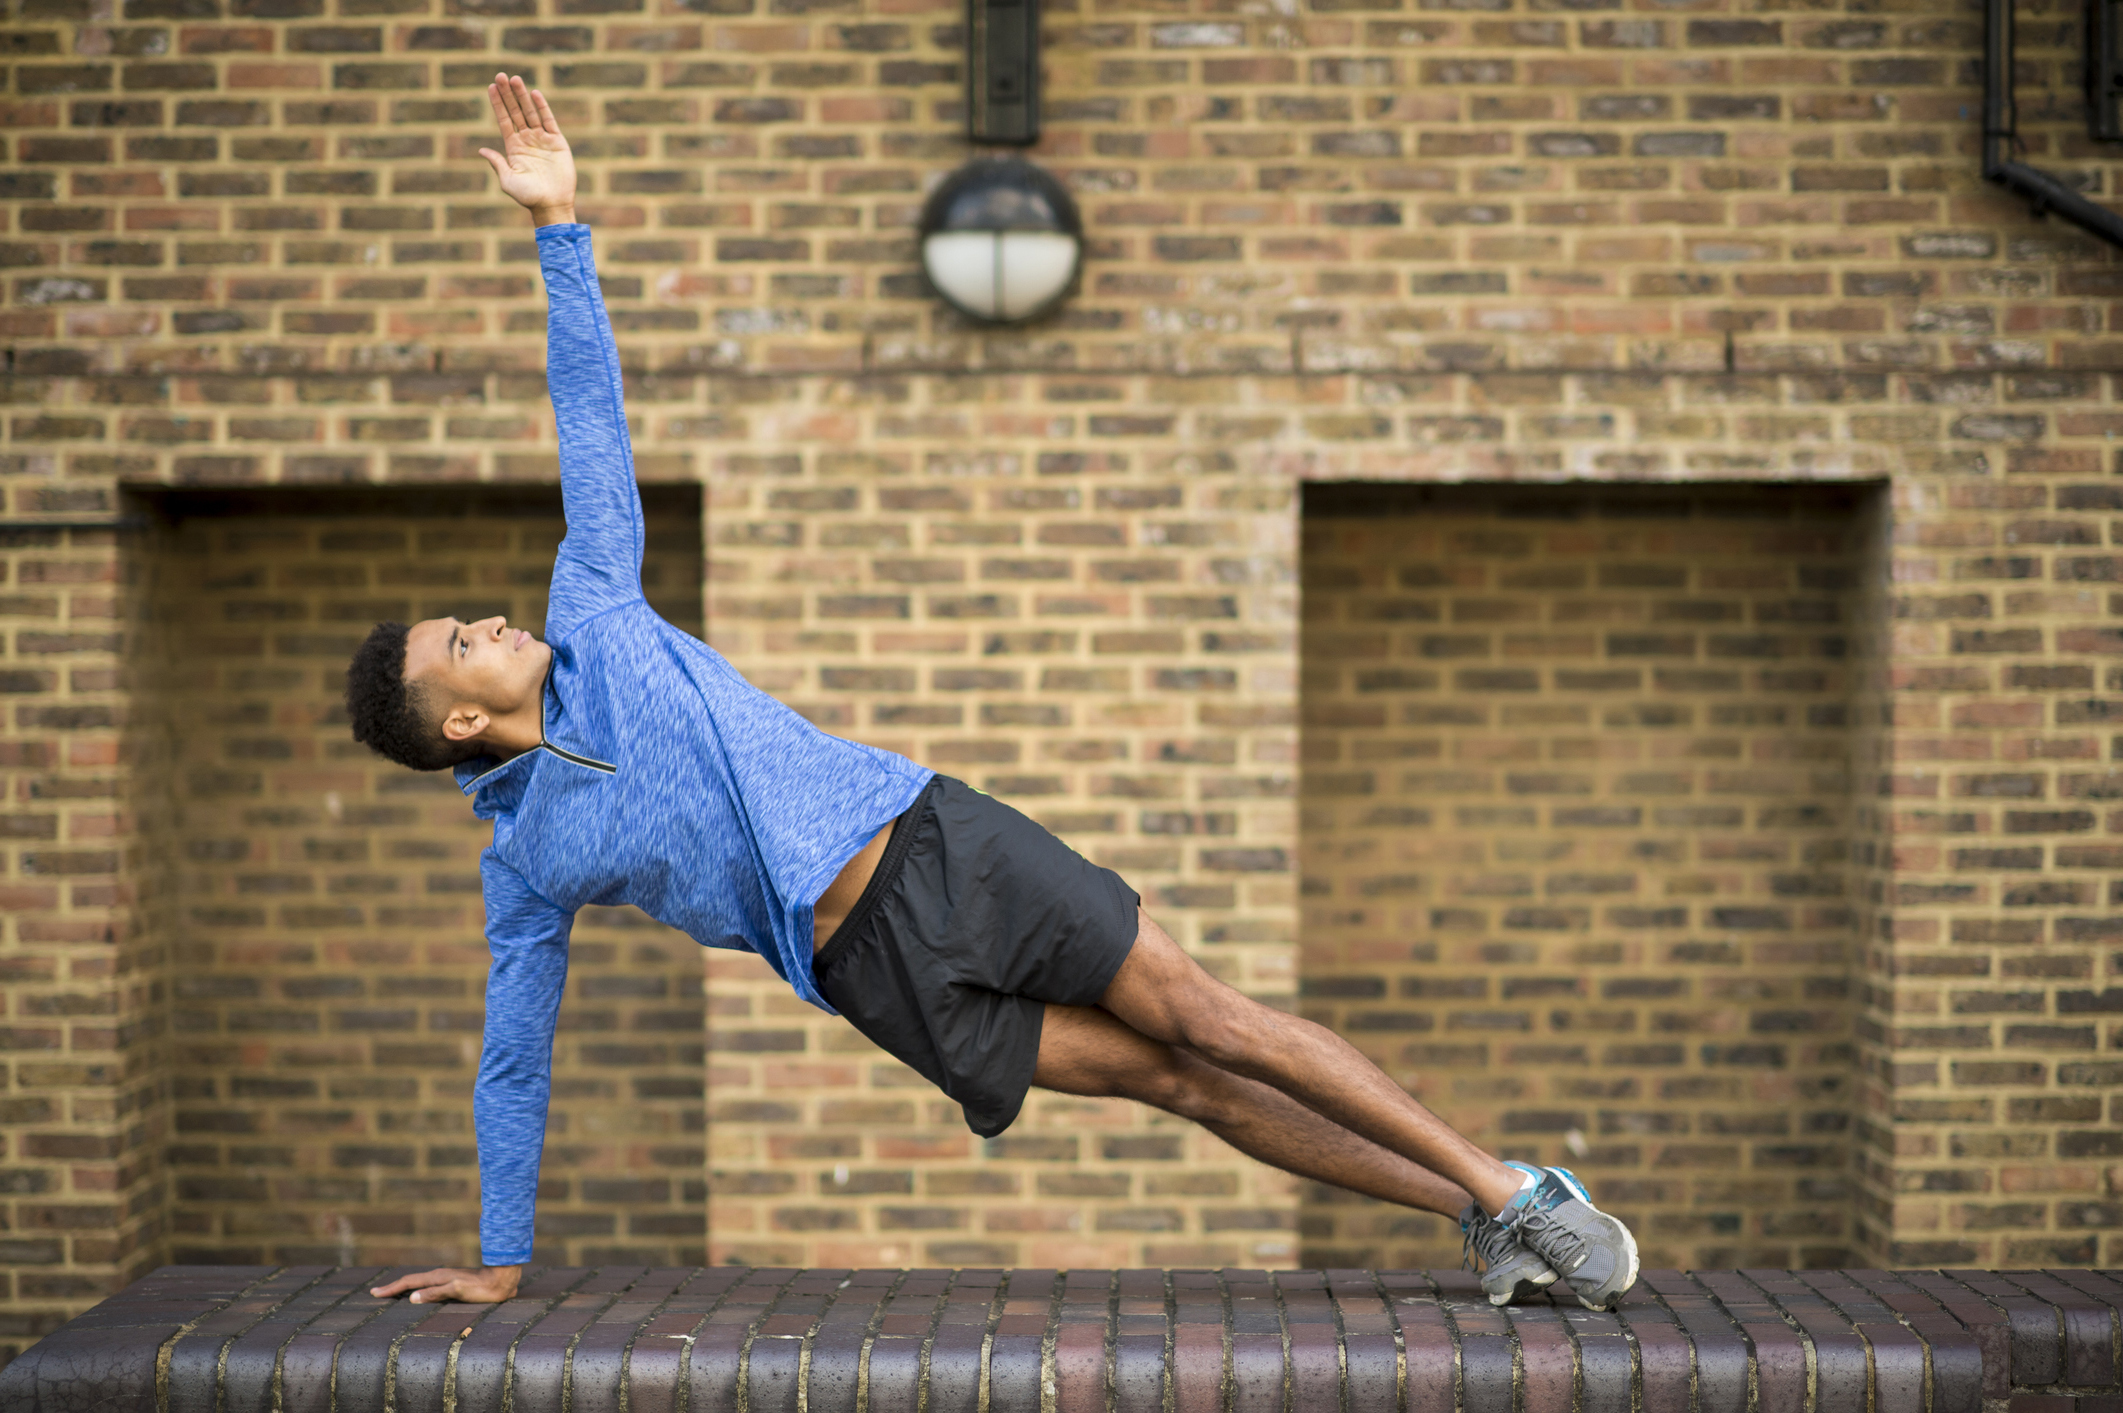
[370,1264,524,1305]
[480,73,576,226]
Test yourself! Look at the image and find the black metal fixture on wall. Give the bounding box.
[969,0,1039,145]
[2090,0,2123,139]
[1983,0,2123,247]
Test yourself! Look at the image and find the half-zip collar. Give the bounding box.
[457,658,616,798]
[540,739,615,774]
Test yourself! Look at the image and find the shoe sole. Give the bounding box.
[1487,1268,1560,1307]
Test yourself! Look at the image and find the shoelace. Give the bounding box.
[1459,1208,1521,1273]
[1518,1208,1588,1271]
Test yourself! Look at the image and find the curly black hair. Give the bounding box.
[345,621,479,772]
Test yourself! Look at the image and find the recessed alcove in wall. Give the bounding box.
[126,483,706,1268]
[1296,481,1886,1272]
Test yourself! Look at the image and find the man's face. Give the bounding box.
[402,615,553,744]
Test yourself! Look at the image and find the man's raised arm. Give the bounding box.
[482,74,646,637]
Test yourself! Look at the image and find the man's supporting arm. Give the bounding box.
[370,856,571,1304]
[472,856,574,1266]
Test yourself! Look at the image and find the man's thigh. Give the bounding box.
[1090,909,1251,1047]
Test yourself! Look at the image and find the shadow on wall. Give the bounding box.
[122,483,708,1271]
[1296,480,1890,1273]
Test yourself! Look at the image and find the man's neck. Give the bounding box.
[472,665,551,761]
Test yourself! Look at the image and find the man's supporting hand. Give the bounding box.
[370,1264,525,1305]
[479,73,576,227]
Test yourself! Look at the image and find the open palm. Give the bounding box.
[480,73,576,216]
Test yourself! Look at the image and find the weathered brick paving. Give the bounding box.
[4,1263,2122,1412]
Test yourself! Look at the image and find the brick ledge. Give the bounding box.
[2,1264,2118,1412]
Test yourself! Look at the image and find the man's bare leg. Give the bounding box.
[1092,909,1526,1217]
[1033,1003,1475,1216]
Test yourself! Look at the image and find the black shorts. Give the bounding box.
[811,775,1141,1137]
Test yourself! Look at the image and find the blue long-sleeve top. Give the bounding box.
[461,224,932,1265]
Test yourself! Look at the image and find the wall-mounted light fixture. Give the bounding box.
[918,156,1082,325]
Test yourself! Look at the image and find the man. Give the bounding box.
[350,76,1640,1311]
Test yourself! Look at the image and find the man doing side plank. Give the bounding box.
[347,76,1641,1311]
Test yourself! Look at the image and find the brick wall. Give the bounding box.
[700,455,1299,1272]
[1856,465,2123,1271]
[4,0,2123,1362]
[1298,483,1871,1271]
[138,486,707,1270]
[0,521,165,1366]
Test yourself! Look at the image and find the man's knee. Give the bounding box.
[1117,1047,1225,1124]
[1169,992,1280,1072]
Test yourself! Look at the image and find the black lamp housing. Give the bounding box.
[969,0,1040,145]
[919,157,1080,242]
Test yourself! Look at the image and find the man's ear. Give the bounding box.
[441,703,490,744]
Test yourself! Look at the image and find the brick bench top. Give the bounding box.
[3,1265,2118,1413]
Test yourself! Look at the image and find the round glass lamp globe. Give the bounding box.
[921,230,1080,323]
[917,156,1083,325]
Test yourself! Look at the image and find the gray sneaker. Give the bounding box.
[1498,1165,1639,1312]
[1459,1202,1559,1306]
